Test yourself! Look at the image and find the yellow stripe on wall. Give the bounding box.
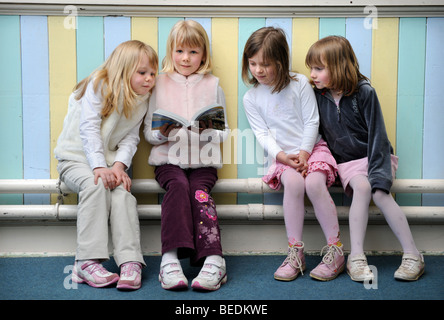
[211,18,238,204]
[371,18,399,150]
[48,16,77,204]
[131,17,158,204]
[292,18,319,78]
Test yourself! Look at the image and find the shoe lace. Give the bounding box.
[83,261,109,275]
[400,257,417,270]
[320,244,344,268]
[121,263,141,277]
[284,244,304,275]
[352,258,370,271]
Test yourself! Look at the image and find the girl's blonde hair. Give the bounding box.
[162,20,212,74]
[242,27,296,93]
[305,35,368,96]
[74,40,158,118]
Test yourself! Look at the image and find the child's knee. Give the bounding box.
[305,172,327,196]
[350,176,371,196]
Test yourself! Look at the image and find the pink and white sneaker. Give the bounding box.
[72,260,119,288]
[310,243,345,281]
[117,262,142,290]
[159,260,188,290]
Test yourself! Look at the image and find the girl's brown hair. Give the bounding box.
[305,35,368,96]
[74,40,158,118]
[242,27,296,93]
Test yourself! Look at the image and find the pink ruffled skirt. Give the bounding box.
[262,139,338,190]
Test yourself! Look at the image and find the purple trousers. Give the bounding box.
[155,164,223,265]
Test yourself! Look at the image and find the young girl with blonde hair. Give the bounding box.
[144,20,229,291]
[55,40,158,290]
[242,27,344,282]
[306,35,424,281]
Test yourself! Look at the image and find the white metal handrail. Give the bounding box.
[1,178,444,194]
[1,179,444,222]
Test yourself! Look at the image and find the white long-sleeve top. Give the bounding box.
[55,80,148,170]
[242,73,320,160]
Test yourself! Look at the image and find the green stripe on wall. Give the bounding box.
[396,17,426,206]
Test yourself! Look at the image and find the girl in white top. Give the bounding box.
[55,40,158,290]
[242,27,343,282]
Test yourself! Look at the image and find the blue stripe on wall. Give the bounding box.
[104,16,131,59]
[21,16,50,205]
[0,15,23,204]
[423,17,444,206]
[346,18,372,80]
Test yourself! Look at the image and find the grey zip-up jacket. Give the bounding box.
[314,80,394,194]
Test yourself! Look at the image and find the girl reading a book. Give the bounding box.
[144,20,229,291]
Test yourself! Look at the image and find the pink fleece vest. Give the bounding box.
[148,72,223,168]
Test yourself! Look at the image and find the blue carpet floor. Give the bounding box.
[1,255,442,302]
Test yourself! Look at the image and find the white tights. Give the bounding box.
[280,169,340,246]
[348,175,420,257]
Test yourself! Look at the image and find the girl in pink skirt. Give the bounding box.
[242,27,344,282]
[306,35,424,282]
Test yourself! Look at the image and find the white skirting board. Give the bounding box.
[1,223,443,257]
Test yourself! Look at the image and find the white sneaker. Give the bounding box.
[394,253,425,281]
[158,260,188,290]
[191,258,227,291]
[117,262,142,290]
[72,260,119,288]
[346,254,374,282]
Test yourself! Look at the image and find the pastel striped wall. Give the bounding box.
[0,15,443,207]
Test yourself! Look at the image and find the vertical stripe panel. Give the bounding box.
[0,16,22,204]
[212,18,238,204]
[186,18,212,45]
[396,18,426,206]
[237,18,265,205]
[76,16,104,81]
[21,16,50,204]
[423,18,444,205]
[319,18,346,38]
[104,16,131,59]
[158,17,183,72]
[131,17,158,204]
[48,16,77,204]
[371,18,399,151]
[346,18,372,80]
[292,18,319,78]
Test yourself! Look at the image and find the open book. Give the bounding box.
[151,104,226,131]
